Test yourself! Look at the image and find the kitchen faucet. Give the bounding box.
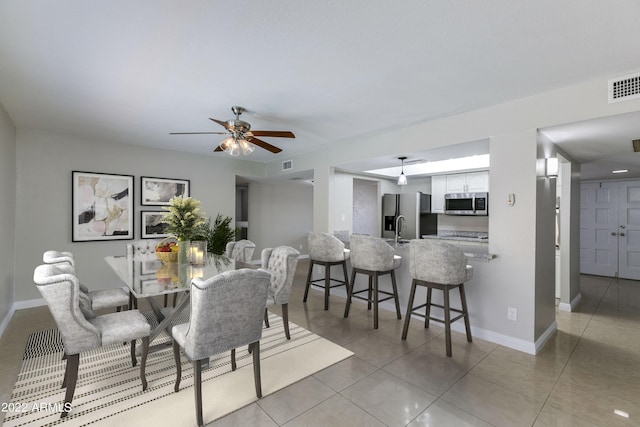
[395,215,406,245]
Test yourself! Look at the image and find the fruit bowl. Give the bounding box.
[155,237,179,263]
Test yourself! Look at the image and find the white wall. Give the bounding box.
[247,180,313,256]
[14,128,261,301]
[0,103,16,329]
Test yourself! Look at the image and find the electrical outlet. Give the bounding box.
[507,307,518,321]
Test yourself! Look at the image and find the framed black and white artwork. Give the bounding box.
[72,171,134,241]
[141,176,190,206]
[141,210,170,238]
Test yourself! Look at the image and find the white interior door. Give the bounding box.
[617,181,640,280]
[580,182,618,276]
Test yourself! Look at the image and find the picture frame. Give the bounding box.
[72,171,134,242]
[141,211,170,238]
[141,176,190,206]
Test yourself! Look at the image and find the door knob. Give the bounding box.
[612,232,618,236]
[620,232,626,237]
[620,225,626,229]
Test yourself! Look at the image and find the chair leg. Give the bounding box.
[341,260,349,291]
[425,288,433,329]
[373,273,379,329]
[282,303,290,340]
[303,260,314,302]
[264,308,270,328]
[324,263,330,310]
[367,275,373,310]
[343,268,357,318]
[140,336,149,391]
[61,354,79,418]
[390,270,401,319]
[130,339,137,367]
[172,293,178,307]
[173,339,182,392]
[231,348,237,371]
[444,287,452,357]
[459,283,473,342]
[252,341,262,398]
[402,279,418,339]
[194,359,204,427]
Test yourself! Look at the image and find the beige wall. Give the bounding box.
[0,103,16,332]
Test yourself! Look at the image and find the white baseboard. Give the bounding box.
[0,304,16,339]
[14,298,46,310]
[558,292,582,312]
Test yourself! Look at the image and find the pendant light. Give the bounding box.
[397,156,408,185]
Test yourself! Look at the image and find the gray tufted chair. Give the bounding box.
[171,268,271,427]
[261,246,300,339]
[33,264,151,418]
[344,235,402,329]
[402,240,473,357]
[225,239,257,263]
[43,250,129,312]
[304,231,351,310]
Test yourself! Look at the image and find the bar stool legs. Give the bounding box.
[344,268,401,329]
[303,259,349,310]
[402,279,472,357]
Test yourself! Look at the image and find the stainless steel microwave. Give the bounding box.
[444,192,488,215]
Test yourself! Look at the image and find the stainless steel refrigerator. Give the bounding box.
[382,192,438,239]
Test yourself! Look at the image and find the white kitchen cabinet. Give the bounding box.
[445,171,489,193]
[431,175,446,213]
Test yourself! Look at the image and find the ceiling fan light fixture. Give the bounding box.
[397,156,408,186]
[239,139,255,155]
[228,141,240,156]
[220,136,235,153]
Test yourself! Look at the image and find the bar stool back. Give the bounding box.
[343,235,402,329]
[402,239,473,356]
[303,231,350,310]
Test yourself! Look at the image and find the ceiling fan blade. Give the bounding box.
[213,146,223,152]
[250,130,295,138]
[209,118,231,129]
[170,131,227,135]
[248,137,282,153]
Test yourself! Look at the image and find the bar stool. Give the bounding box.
[303,231,350,310]
[344,235,402,329]
[402,240,473,357]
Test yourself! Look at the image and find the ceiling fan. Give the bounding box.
[170,106,295,156]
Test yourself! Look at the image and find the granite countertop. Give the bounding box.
[387,238,496,261]
[422,230,489,243]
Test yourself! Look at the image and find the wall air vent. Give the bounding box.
[608,72,640,103]
[282,160,293,171]
[633,139,640,152]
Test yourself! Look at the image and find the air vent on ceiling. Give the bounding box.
[608,72,640,103]
[282,160,293,171]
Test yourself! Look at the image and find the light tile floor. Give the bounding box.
[1,261,638,426]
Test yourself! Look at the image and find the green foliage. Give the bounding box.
[194,214,237,255]
[161,196,207,241]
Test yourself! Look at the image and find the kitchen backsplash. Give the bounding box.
[437,214,489,233]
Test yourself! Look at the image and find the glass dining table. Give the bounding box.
[105,253,241,352]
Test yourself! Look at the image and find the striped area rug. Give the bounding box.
[4,313,353,427]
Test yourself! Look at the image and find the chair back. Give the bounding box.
[350,234,396,271]
[182,269,271,361]
[410,240,469,285]
[33,264,100,354]
[43,250,75,267]
[308,232,346,262]
[225,240,256,263]
[261,246,300,305]
[126,240,161,257]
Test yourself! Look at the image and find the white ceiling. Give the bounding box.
[1,1,640,179]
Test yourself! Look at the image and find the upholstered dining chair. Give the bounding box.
[224,239,256,263]
[344,235,402,329]
[402,239,473,357]
[171,268,271,427]
[303,231,350,310]
[43,250,129,312]
[33,264,151,418]
[261,246,300,339]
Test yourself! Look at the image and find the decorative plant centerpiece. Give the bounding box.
[193,214,237,256]
[160,196,207,263]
